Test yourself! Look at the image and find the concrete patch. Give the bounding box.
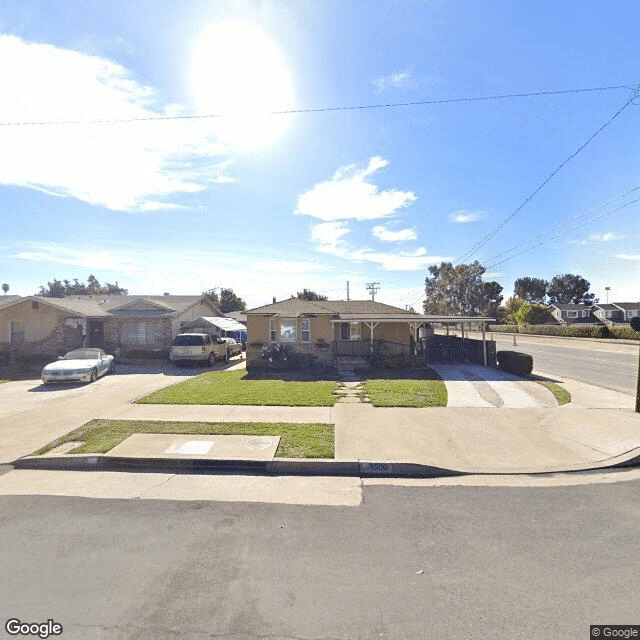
[108,433,281,461]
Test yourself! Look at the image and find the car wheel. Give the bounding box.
[225,350,230,363]
[208,352,216,367]
[109,362,115,374]
[90,368,98,383]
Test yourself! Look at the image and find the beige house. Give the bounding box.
[246,298,497,370]
[0,294,222,359]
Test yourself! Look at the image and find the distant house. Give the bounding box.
[612,302,640,322]
[548,304,595,324]
[0,294,222,359]
[592,303,624,325]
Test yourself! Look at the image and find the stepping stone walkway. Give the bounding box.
[334,380,369,404]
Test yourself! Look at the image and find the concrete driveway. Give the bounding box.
[0,363,203,463]
[431,364,558,408]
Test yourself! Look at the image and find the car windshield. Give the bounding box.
[172,335,205,346]
[62,350,100,360]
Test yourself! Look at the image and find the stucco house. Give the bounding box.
[612,302,640,322]
[245,298,496,370]
[0,294,222,360]
[592,303,625,325]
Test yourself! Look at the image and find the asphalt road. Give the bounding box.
[1,481,639,640]
[488,333,639,395]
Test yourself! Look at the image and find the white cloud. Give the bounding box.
[449,210,486,223]
[0,35,234,212]
[310,221,351,252]
[588,232,622,242]
[372,225,417,242]
[295,156,416,222]
[616,254,640,261]
[372,68,413,93]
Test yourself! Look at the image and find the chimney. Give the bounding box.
[273,296,276,304]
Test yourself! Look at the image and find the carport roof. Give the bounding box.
[182,316,247,332]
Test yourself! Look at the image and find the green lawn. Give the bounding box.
[362,378,448,407]
[32,419,334,458]
[536,380,572,405]
[137,369,340,406]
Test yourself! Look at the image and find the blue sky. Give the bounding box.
[1,0,638,309]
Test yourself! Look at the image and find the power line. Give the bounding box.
[481,184,640,264]
[485,196,640,269]
[0,85,633,127]
[454,84,640,264]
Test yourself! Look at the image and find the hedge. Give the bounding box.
[496,351,533,376]
[489,324,639,340]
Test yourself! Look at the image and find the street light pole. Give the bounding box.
[631,316,640,413]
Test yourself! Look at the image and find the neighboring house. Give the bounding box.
[548,304,596,324]
[245,298,496,369]
[224,311,247,326]
[612,302,640,322]
[592,303,625,325]
[0,294,222,359]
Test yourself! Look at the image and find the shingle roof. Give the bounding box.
[550,303,593,311]
[592,303,620,310]
[612,302,640,310]
[247,299,416,316]
[1,295,210,317]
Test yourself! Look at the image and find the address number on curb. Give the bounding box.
[361,462,392,474]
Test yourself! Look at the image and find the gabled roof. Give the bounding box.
[247,298,416,316]
[612,302,640,310]
[182,316,247,332]
[0,295,217,318]
[549,303,593,311]
[592,303,621,311]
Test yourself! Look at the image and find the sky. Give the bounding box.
[0,0,639,310]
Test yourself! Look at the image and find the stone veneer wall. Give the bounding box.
[104,317,174,359]
[0,319,84,363]
[246,341,335,371]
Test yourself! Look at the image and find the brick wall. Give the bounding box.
[246,341,335,371]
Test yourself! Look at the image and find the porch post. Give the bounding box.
[482,322,487,366]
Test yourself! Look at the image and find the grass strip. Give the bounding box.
[136,369,339,406]
[536,380,571,405]
[362,379,448,407]
[32,419,334,459]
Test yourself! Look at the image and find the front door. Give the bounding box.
[88,320,104,348]
[340,322,350,340]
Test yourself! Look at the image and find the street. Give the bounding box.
[487,333,639,395]
[1,479,639,640]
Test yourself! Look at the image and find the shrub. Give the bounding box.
[496,350,533,376]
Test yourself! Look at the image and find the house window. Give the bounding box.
[582,311,588,317]
[568,311,578,318]
[269,318,277,342]
[280,319,296,342]
[10,322,25,344]
[301,318,310,342]
[606,311,612,318]
[125,321,154,345]
[32,301,39,310]
[350,322,361,340]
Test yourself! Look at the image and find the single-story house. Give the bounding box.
[0,294,222,359]
[612,302,640,322]
[548,304,596,324]
[246,298,496,370]
[592,303,625,325]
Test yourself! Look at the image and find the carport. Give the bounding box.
[181,316,247,337]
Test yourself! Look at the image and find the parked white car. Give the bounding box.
[41,348,115,384]
[170,333,242,366]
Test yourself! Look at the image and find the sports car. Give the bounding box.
[41,348,115,384]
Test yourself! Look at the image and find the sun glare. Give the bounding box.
[189,21,295,150]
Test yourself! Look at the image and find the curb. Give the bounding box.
[12,446,640,478]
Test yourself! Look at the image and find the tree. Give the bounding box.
[296,289,328,301]
[547,274,597,305]
[2,283,8,295]
[514,303,554,326]
[37,276,128,297]
[514,277,548,303]
[498,296,524,324]
[203,287,246,313]
[423,261,504,317]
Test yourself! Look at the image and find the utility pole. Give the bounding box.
[605,286,610,304]
[346,281,349,301]
[366,282,380,301]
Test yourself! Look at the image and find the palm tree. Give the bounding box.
[1,283,8,295]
